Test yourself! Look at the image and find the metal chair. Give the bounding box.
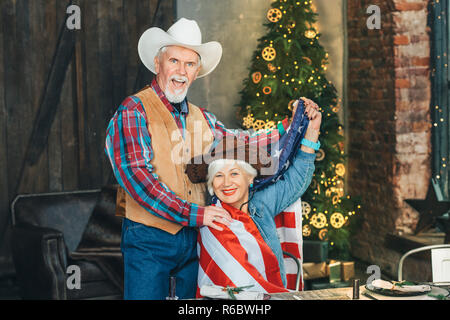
[283,251,302,291]
[398,244,450,285]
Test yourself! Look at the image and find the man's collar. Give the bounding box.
[151,78,189,115]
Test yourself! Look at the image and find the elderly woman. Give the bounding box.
[186,99,322,295]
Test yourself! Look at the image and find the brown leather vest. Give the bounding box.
[116,87,214,234]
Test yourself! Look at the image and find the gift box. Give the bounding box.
[341,261,355,282]
[303,262,328,280]
[327,260,341,283]
[326,260,355,282]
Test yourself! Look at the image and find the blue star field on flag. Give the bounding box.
[252,99,310,191]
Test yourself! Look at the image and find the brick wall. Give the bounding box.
[347,0,432,279]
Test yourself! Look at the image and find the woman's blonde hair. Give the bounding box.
[206,159,257,196]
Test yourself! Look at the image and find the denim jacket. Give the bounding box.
[248,149,316,287]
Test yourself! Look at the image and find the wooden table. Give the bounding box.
[270,285,448,300]
[271,286,359,300]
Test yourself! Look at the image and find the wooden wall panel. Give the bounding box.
[0,0,175,275]
[82,0,102,188]
[4,1,32,195]
[0,0,9,255]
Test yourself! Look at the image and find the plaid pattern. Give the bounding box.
[105,79,290,227]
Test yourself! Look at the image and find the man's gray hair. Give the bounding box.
[157,46,202,67]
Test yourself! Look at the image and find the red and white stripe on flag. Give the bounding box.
[196,201,289,297]
[274,198,304,291]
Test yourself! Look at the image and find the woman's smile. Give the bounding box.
[221,188,237,196]
[212,162,253,212]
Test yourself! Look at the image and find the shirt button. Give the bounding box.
[188,190,192,195]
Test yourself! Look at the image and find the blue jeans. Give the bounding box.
[121,218,198,300]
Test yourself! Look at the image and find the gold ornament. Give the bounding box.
[326,186,344,199]
[330,212,346,229]
[253,120,266,131]
[315,149,325,161]
[318,229,328,241]
[302,201,312,216]
[305,29,317,39]
[325,187,335,197]
[252,72,262,84]
[335,163,346,177]
[267,8,283,23]
[267,63,277,73]
[303,224,312,237]
[288,100,297,111]
[265,121,276,130]
[262,47,277,61]
[243,114,254,129]
[310,212,327,229]
[332,195,340,205]
[262,86,272,95]
[302,56,312,65]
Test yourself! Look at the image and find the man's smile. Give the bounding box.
[170,77,188,90]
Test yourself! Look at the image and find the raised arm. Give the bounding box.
[253,98,322,217]
[200,108,290,148]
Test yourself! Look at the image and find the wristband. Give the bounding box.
[301,138,321,151]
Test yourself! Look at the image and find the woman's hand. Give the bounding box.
[292,97,322,153]
[292,97,322,130]
[203,206,233,231]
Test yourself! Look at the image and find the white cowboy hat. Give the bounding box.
[138,18,223,78]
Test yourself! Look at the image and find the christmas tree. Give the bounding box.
[238,0,361,260]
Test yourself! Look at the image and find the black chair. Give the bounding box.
[10,185,123,300]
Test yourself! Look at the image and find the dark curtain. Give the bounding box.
[430,0,450,200]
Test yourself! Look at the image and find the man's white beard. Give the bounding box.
[164,75,189,104]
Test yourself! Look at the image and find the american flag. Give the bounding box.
[254,99,310,190]
[196,201,289,296]
[274,198,304,291]
[255,98,309,291]
[197,101,309,295]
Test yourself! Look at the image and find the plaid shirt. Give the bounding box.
[105,79,289,227]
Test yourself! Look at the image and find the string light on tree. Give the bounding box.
[238,0,361,259]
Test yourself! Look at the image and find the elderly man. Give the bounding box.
[105,18,293,300]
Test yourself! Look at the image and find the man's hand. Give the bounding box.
[203,206,233,231]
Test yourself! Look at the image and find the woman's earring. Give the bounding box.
[250,183,253,189]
